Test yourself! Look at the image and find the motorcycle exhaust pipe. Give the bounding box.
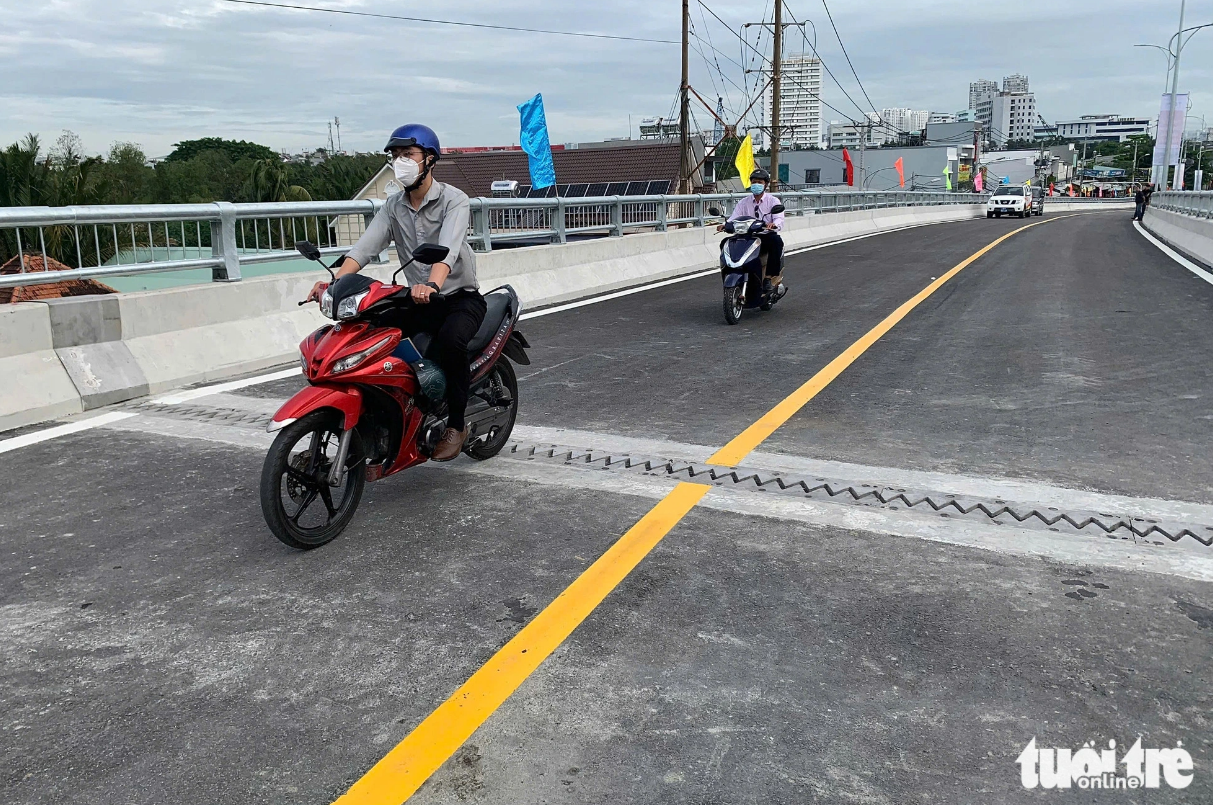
[328,428,354,487]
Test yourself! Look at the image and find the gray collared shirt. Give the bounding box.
[346,180,479,294]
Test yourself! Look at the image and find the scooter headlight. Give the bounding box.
[331,336,392,375]
[337,291,370,320]
[319,288,334,319]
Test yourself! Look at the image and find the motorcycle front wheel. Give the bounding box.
[259,410,365,550]
[723,285,744,325]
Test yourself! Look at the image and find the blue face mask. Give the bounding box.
[750,183,765,195]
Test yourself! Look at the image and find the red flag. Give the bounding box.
[894,157,905,188]
[842,148,854,186]
[1049,182,1055,196]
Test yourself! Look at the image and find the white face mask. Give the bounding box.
[392,156,422,187]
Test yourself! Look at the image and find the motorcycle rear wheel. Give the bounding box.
[465,358,519,460]
[723,285,744,325]
[260,410,365,550]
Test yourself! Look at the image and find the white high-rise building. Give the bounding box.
[768,56,824,149]
[989,91,1037,147]
[969,79,998,114]
[970,75,1036,147]
[881,108,929,136]
[1002,74,1029,94]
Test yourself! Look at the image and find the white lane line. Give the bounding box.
[518,270,718,320]
[1134,220,1213,286]
[0,412,137,455]
[153,367,302,405]
[518,217,972,321]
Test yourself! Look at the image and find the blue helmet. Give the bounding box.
[384,124,441,159]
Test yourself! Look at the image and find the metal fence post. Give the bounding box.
[210,201,241,282]
[471,202,492,252]
[609,196,623,236]
[554,198,567,244]
[657,196,668,231]
[694,195,705,227]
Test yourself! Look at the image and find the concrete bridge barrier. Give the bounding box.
[1143,199,1213,268]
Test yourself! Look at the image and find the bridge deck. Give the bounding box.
[2,212,1211,804]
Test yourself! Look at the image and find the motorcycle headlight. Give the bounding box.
[331,336,392,375]
[319,288,334,319]
[337,290,370,320]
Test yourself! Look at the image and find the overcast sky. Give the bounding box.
[2,0,1209,157]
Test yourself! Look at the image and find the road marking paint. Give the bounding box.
[0,411,137,455]
[334,213,1068,803]
[518,217,975,321]
[333,481,709,805]
[709,216,1064,467]
[152,367,302,405]
[1134,220,1213,287]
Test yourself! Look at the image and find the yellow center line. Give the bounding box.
[333,214,1066,804]
[334,482,710,805]
[708,216,1064,466]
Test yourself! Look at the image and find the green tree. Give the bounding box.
[242,158,311,202]
[96,142,154,205]
[163,137,277,164]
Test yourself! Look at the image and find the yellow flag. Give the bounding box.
[734,133,756,185]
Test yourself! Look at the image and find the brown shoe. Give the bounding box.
[431,427,468,461]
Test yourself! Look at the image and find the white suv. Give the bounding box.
[987,186,1030,218]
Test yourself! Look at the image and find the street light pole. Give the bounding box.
[770,0,783,190]
[1162,0,1186,189]
[680,0,691,193]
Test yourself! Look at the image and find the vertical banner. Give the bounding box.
[1152,93,1189,168]
[842,148,854,186]
[734,133,756,185]
[974,167,984,192]
[894,157,905,188]
[517,93,556,189]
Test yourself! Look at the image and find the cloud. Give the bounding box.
[0,0,1209,158]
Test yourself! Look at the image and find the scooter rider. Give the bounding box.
[720,168,785,293]
[306,124,485,461]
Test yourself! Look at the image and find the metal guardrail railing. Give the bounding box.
[0,190,986,289]
[1151,191,1213,219]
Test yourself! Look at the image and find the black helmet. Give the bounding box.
[750,168,770,183]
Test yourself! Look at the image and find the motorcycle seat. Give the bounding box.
[468,291,512,354]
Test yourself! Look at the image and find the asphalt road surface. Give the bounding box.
[3,211,1211,805]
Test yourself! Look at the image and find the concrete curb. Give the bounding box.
[0,204,984,431]
[1142,206,1213,269]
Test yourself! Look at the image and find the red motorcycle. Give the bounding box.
[259,240,530,549]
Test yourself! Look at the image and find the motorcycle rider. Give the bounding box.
[306,124,485,461]
[720,168,785,293]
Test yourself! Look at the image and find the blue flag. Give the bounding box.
[517,93,556,190]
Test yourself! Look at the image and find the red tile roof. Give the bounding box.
[0,254,116,304]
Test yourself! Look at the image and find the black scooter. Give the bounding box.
[710,204,788,325]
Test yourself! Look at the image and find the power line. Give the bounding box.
[217,0,679,44]
[697,0,866,128]
[819,0,879,118]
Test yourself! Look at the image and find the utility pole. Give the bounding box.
[680,0,691,193]
[1163,0,1186,189]
[769,0,783,189]
[334,117,341,152]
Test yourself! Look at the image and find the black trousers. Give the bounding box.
[761,232,784,278]
[385,290,486,430]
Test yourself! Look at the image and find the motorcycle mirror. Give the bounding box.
[411,243,450,265]
[708,206,723,217]
[295,240,322,261]
[769,204,786,214]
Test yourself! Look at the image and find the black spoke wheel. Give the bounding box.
[260,410,365,550]
[723,285,744,325]
[465,358,519,461]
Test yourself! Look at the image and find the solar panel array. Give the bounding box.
[513,180,673,199]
